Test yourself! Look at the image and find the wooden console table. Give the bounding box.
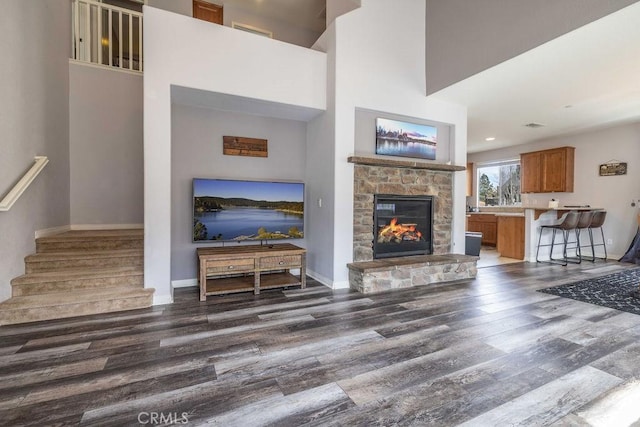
[197,243,306,301]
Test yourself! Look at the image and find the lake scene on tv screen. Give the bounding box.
[376,117,437,160]
[193,179,304,242]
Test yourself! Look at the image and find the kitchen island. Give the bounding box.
[468,206,602,262]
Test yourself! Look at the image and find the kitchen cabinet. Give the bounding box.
[520,147,574,193]
[520,152,541,193]
[466,214,497,246]
[497,215,525,259]
[466,162,473,197]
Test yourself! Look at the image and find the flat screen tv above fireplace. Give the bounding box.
[192,178,304,242]
[375,117,437,160]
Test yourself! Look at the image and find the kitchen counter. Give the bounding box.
[467,212,498,215]
[468,206,601,220]
[530,206,603,220]
[466,206,602,262]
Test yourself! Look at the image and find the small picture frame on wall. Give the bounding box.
[375,117,437,160]
[223,136,268,158]
[599,161,627,176]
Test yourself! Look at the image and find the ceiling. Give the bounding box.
[206,1,639,155]
[220,0,326,33]
[430,2,640,154]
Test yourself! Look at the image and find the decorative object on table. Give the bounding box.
[599,160,627,176]
[548,199,559,208]
[538,268,640,312]
[223,136,268,157]
[375,117,437,160]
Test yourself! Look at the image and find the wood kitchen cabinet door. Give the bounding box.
[520,151,541,193]
[541,147,574,192]
[481,222,497,246]
[497,216,524,259]
[467,214,497,246]
[520,146,574,193]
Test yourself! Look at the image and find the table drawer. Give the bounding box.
[206,258,254,274]
[259,255,301,269]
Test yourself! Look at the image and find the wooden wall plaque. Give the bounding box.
[223,136,268,158]
[599,161,627,176]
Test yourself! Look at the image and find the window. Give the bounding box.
[477,160,521,206]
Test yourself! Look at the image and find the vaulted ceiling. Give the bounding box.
[430,1,640,153]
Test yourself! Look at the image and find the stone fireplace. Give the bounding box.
[348,155,477,293]
[352,158,454,262]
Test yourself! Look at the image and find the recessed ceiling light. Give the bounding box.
[485,137,496,141]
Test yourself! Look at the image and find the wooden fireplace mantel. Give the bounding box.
[348,155,466,172]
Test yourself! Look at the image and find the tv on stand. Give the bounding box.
[192,178,304,243]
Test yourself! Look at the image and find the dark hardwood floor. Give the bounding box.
[1,261,640,426]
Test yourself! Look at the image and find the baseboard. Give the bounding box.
[153,294,173,305]
[332,279,351,290]
[306,269,346,289]
[35,225,71,239]
[71,223,144,230]
[172,279,197,288]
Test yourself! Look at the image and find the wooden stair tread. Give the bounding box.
[0,287,154,309]
[26,249,142,260]
[37,229,143,240]
[11,267,142,284]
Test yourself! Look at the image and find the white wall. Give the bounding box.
[425,0,639,94]
[354,108,454,163]
[69,63,143,226]
[171,103,307,281]
[305,25,337,286]
[148,0,191,16]
[148,0,322,47]
[223,4,322,48]
[468,122,640,259]
[0,0,70,302]
[143,6,326,304]
[321,0,467,288]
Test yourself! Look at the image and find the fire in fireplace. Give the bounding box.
[373,194,433,259]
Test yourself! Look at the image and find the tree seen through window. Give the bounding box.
[477,162,521,206]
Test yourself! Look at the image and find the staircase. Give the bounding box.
[0,229,154,326]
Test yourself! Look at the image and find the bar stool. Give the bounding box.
[586,210,607,261]
[570,210,595,263]
[536,211,580,266]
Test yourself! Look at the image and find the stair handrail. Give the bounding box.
[0,156,49,212]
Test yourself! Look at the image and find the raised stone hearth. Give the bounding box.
[348,254,478,294]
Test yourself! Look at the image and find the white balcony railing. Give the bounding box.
[71,0,143,72]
